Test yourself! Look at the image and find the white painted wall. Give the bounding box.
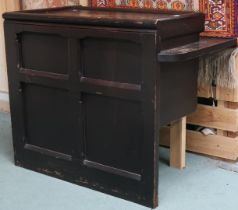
[81,0,88,6]
[0,1,20,93]
[22,0,88,9]
[0,91,9,112]
[0,1,20,112]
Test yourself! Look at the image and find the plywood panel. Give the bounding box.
[187,104,238,132]
[160,127,238,161]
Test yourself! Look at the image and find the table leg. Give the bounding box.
[170,117,186,169]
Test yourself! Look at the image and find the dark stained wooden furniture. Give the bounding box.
[3,6,237,208]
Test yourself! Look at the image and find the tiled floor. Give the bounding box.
[0,112,238,210]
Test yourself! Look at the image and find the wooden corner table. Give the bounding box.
[3,6,237,208]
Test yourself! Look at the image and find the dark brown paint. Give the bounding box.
[3,6,236,208]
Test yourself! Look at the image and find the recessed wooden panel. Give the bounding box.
[81,38,142,84]
[21,32,68,74]
[83,93,143,174]
[23,84,76,155]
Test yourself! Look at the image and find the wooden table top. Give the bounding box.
[3,6,204,29]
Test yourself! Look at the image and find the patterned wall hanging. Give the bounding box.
[199,0,238,37]
[90,0,238,38]
[90,0,199,10]
[22,0,80,10]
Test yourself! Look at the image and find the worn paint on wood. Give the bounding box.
[3,6,206,208]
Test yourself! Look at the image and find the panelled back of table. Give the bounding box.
[3,6,211,208]
[4,21,160,207]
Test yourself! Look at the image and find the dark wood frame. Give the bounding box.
[3,6,237,209]
[4,21,160,208]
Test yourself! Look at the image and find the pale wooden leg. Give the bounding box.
[170,117,186,169]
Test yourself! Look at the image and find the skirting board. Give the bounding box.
[0,91,9,112]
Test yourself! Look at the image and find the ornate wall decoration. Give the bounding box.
[22,0,80,10]
[199,0,238,37]
[91,0,199,11]
[90,0,238,37]
[21,0,238,37]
